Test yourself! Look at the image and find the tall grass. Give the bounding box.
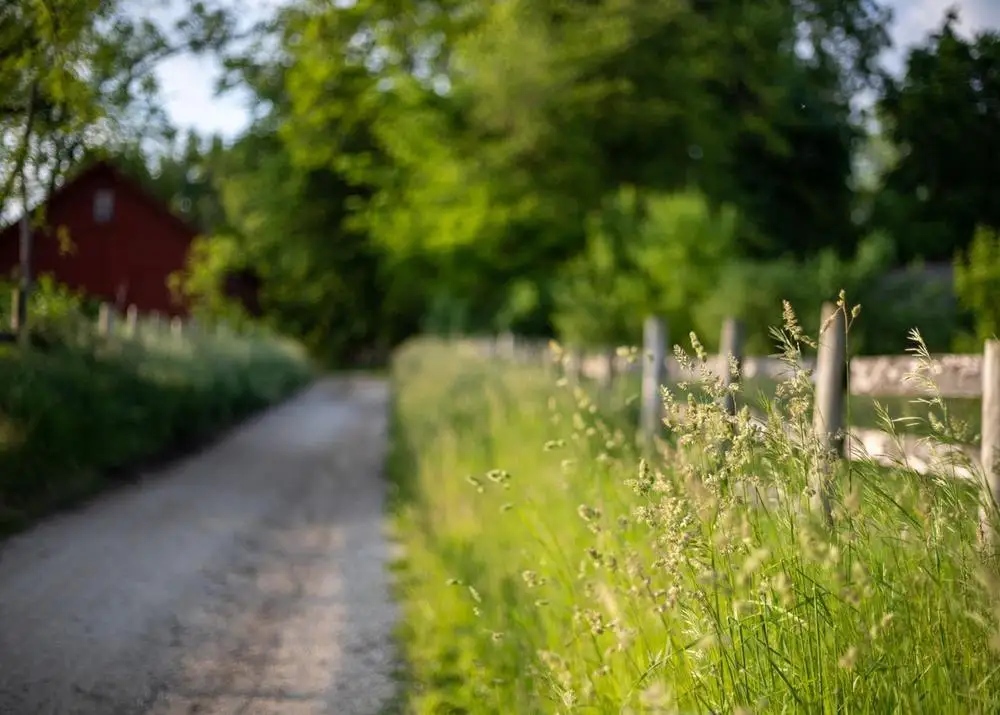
[0,315,313,534]
[388,305,1000,714]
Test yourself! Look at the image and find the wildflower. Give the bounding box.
[522,570,546,588]
[693,633,718,652]
[838,645,858,670]
[639,681,675,711]
[733,600,755,618]
[741,548,770,578]
[487,470,511,489]
[626,459,657,496]
[578,504,602,522]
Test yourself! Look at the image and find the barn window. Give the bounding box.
[93,189,114,223]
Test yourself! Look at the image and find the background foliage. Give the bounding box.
[1,0,997,360]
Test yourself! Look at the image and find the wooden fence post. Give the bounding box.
[566,346,583,386]
[9,288,20,332]
[641,316,667,454]
[98,303,113,336]
[813,302,846,451]
[719,317,745,416]
[499,332,515,360]
[171,316,184,339]
[125,305,139,338]
[979,340,1000,547]
[811,301,846,518]
[597,346,616,391]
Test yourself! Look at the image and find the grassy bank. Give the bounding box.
[388,323,1000,713]
[0,322,313,535]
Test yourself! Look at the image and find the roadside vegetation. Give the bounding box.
[608,370,982,441]
[388,307,1000,714]
[0,280,313,535]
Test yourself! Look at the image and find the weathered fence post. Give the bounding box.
[813,302,846,451]
[641,316,668,454]
[719,317,745,416]
[499,332,516,361]
[566,346,583,386]
[16,205,31,344]
[9,288,20,333]
[979,340,1000,547]
[597,346,616,391]
[150,312,163,335]
[811,301,846,518]
[98,303,113,336]
[125,305,139,338]
[170,316,184,339]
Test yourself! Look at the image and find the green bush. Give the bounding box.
[388,312,999,713]
[955,225,1000,343]
[0,320,313,533]
[549,191,960,355]
[551,187,740,349]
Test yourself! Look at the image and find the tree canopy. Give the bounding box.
[4,0,998,362]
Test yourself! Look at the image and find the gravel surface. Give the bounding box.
[0,378,396,715]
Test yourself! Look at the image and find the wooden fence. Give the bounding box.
[468,301,1000,529]
[1,291,213,344]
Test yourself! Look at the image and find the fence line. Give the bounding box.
[1,291,229,345]
[468,302,1000,530]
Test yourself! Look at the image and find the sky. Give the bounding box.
[154,0,1000,140]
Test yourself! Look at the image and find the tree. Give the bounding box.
[875,9,1000,262]
[1,0,249,218]
[954,226,1000,342]
[273,0,892,338]
[0,0,261,336]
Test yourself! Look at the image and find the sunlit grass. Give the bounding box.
[388,311,1000,714]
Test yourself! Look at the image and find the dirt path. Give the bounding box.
[0,378,396,715]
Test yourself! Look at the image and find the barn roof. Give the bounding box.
[0,159,202,242]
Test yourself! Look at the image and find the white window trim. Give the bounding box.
[94,189,114,223]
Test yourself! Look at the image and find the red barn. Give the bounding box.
[0,160,198,317]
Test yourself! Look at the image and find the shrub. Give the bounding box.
[388,305,1000,713]
[551,187,740,349]
[0,318,313,534]
[955,225,1000,343]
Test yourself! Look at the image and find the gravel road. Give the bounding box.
[0,378,396,715]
